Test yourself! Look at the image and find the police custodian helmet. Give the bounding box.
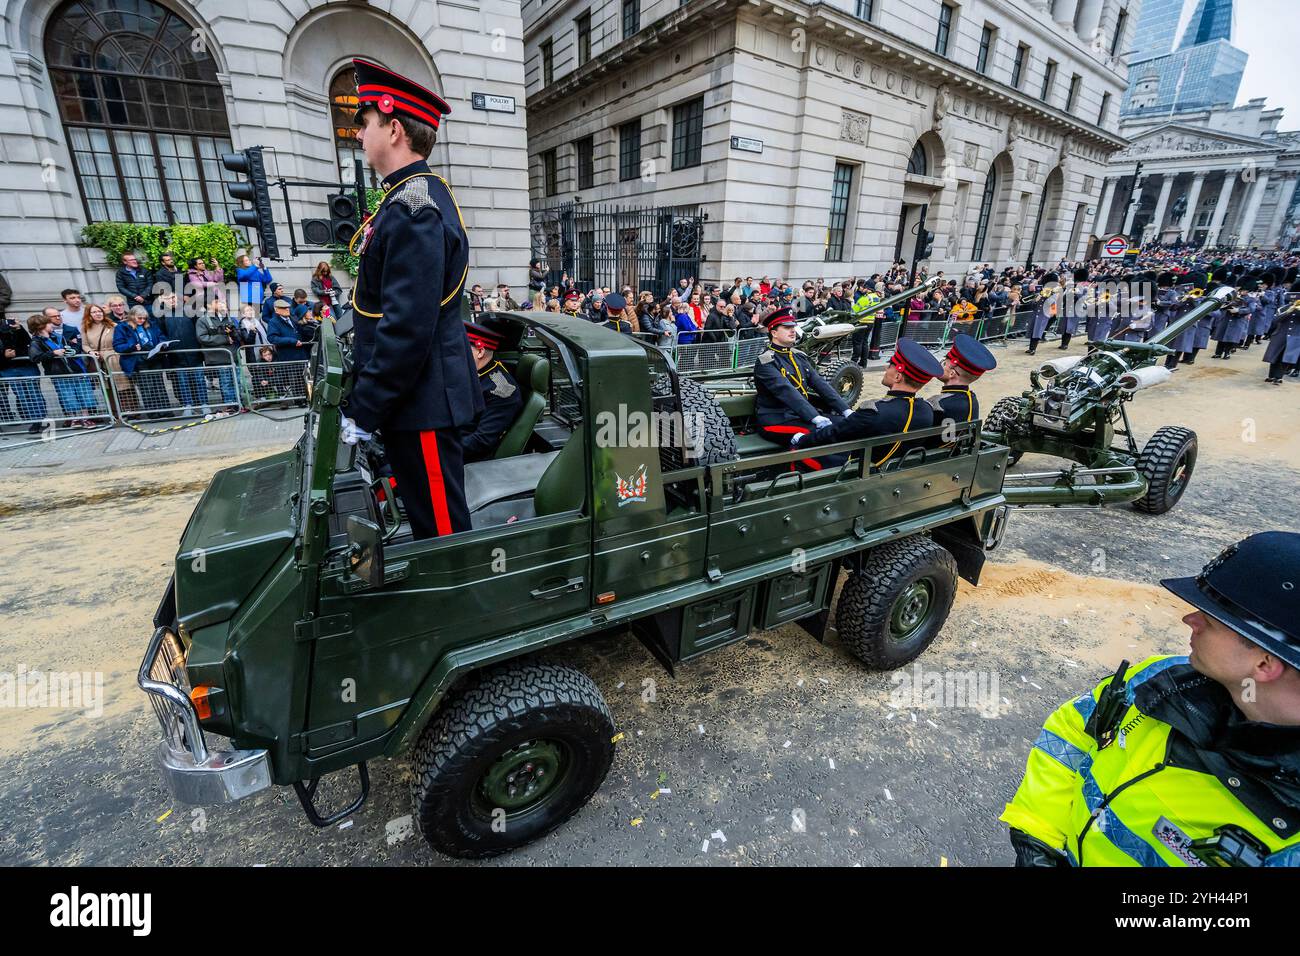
[1161,532,1300,668]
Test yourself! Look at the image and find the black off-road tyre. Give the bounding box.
[678,377,738,465]
[410,662,615,859]
[1132,425,1197,515]
[821,358,865,407]
[984,396,1026,465]
[835,537,958,670]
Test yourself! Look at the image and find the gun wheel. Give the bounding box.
[410,662,615,859]
[1132,425,1197,515]
[835,537,958,670]
[820,359,865,407]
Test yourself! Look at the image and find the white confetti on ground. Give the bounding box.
[925,719,938,728]
[828,757,836,770]
[884,788,894,801]
[783,740,792,748]
[1030,682,1043,690]
[886,712,896,720]
[1020,675,1028,683]
[910,712,917,723]
[698,724,705,734]
[817,677,830,685]
[1002,697,1010,706]
[616,681,625,690]
[797,679,804,687]
[337,820,353,831]
[701,839,710,853]
[385,815,414,846]
[711,829,727,843]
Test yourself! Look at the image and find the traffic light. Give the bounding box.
[915,228,936,261]
[327,192,358,245]
[222,146,280,260]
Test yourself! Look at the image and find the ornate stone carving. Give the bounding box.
[963,142,978,168]
[840,109,870,145]
[933,83,951,133]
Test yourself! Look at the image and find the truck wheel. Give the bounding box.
[821,359,865,407]
[410,662,615,859]
[678,377,738,465]
[1132,425,1197,515]
[835,537,958,670]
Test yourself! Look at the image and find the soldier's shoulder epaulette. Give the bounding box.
[488,369,517,400]
[390,176,440,216]
[859,399,880,413]
[927,394,946,411]
[758,349,775,364]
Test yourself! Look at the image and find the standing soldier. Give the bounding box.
[929,332,995,433]
[1001,532,1300,867]
[754,307,849,465]
[342,58,481,539]
[1263,291,1300,384]
[1057,267,1090,351]
[1245,270,1279,348]
[1025,273,1061,356]
[1211,275,1255,359]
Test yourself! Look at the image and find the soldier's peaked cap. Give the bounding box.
[890,338,943,385]
[945,333,996,376]
[1161,532,1300,668]
[353,58,451,129]
[464,321,502,351]
[763,307,799,330]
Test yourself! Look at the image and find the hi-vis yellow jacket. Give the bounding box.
[1001,655,1300,867]
[852,291,880,325]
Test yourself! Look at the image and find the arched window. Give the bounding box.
[45,0,238,225]
[971,163,999,260]
[907,141,928,177]
[330,67,379,188]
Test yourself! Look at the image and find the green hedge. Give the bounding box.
[79,221,244,274]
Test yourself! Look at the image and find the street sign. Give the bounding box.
[1102,234,1128,258]
[471,92,516,113]
[729,135,764,154]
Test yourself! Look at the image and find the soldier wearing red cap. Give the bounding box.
[462,319,522,463]
[753,307,850,464]
[931,332,996,430]
[791,338,941,469]
[339,58,478,539]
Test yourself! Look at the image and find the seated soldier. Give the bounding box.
[461,319,522,463]
[754,307,850,467]
[790,338,942,469]
[929,332,995,436]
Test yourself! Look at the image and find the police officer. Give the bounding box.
[1001,531,1300,867]
[754,307,849,458]
[850,279,880,366]
[462,319,522,463]
[790,338,941,470]
[930,333,995,432]
[341,58,481,539]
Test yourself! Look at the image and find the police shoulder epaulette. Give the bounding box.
[489,370,517,399]
[391,176,439,215]
[758,349,775,364]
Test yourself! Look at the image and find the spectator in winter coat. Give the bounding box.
[236,254,274,307]
[310,262,338,310]
[115,253,153,308]
[153,252,182,303]
[266,298,310,363]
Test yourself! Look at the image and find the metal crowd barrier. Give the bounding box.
[1,346,310,441]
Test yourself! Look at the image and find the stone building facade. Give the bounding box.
[1100,99,1300,249]
[1,0,531,314]
[523,0,1132,287]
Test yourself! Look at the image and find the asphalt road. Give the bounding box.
[1,342,1295,866]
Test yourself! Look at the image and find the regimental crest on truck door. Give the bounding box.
[614,464,648,507]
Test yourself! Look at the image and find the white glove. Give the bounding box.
[789,432,804,447]
[341,416,372,445]
[812,415,832,429]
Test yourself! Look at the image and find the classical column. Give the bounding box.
[1203,172,1238,248]
[1147,174,1175,243]
[1075,0,1106,40]
[1265,173,1299,248]
[1121,174,1143,236]
[1234,170,1273,248]
[1052,0,1082,27]
[1178,171,1207,241]
[1093,177,1117,236]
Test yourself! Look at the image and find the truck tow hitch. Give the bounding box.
[293,762,371,827]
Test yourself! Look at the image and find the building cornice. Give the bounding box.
[526,0,1127,152]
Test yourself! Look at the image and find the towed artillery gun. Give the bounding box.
[982,284,1237,515]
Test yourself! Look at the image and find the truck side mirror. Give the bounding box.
[346,515,384,589]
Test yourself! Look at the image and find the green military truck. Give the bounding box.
[140,311,1010,858]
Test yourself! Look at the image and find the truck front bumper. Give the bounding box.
[138,625,272,805]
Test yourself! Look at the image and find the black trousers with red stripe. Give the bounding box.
[760,423,836,472]
[382,427,471,539]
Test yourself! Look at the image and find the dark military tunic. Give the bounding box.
[462,360,522,463]
[928,386,978,431]
[753,345,849,429]
[797,390,935,468]
[347,159,481,434]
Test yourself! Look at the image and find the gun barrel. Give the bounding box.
[1146,285,1237,348]
[818,275,940,323]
